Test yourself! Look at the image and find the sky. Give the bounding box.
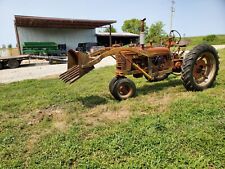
[0,0,225,46]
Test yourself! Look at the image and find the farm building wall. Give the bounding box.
[17,27,97,53]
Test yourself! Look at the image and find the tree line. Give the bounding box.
[104,18,166,44]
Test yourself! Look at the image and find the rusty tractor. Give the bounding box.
[60,19,219,100]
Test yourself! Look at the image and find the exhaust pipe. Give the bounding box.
[140,18,146,49]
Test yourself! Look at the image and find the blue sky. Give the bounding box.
[0,0,225,46]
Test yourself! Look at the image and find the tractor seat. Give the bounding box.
[177,40,190,47]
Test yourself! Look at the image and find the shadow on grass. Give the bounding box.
[137,78,183,96]
[77,79,183,107]
[78,95,108,108]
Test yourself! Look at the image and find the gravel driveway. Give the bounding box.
[1,45,224,84]
[0,57,116,84]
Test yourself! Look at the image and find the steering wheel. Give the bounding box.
[169,30,181,45]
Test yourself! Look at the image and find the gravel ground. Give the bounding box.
[0,45,224,84]
[212,45,225,50]
[0,57,116,84]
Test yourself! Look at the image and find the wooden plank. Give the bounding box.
[0,55,30,60]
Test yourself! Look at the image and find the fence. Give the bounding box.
[0,48,20,57]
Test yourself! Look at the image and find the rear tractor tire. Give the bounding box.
[0,62,3,70]
[181,44,219,91]
[110,77,136,101]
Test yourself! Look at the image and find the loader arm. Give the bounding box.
[82,47,148,68]
[82,46,168,68]
[59,46,170,84]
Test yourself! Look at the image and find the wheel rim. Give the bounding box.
[118,82,133,97]
[192,52,216,87]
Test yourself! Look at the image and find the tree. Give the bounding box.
[8,44,12,48]
[122,19,148,34]
[146,21,166,44]
[103,26,117,33]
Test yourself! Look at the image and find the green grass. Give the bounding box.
[184,34,225,49]
[0,49,225,168]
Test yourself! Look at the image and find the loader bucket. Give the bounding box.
[59,49,94,84]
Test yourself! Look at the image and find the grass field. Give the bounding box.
[0,49,225,168]
[184,35,225,49]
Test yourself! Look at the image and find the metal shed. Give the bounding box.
[14,15,116,54]
[96,32,139,47]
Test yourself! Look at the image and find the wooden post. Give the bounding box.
[109,24,112,47]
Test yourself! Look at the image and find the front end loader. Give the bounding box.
[60,19,219,100]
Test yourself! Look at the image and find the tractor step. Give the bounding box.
[59,65,94,84]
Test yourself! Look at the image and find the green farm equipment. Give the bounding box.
[22,42,65,56]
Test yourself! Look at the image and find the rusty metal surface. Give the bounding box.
[192,52,214,84]
[59,65,94,84]
[59,19,189,86]
[59,49,94,83]
[59,45,174,83]
[57,18,220,101]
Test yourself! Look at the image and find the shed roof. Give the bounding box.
[15,15,116,29]
[96,32,139,37]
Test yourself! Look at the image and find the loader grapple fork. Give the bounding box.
[59,49,94,83]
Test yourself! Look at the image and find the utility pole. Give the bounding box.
[170,0,175,31]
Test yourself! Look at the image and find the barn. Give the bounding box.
[14,15,116,54]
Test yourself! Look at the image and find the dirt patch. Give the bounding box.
[147,90,191,113]
[24,107,69,163]
[27,108,69,132]
[147,93,173,112]
[25,130,50,154]
[82,105,131,126]
[52,110,69,132]
[81,92,189,127]
[26,133,40,151]
[24,108,68,150]
[101,108,130,121]
[27,111,48,125]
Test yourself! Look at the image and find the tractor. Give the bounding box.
[60,19,219,100]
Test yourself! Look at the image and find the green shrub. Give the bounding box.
[203,34,217,42]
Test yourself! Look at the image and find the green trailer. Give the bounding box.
[22,42,63,56]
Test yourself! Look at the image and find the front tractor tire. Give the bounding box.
[181,44,219,91]
[110,77,136,101]
[109,76,120,95]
